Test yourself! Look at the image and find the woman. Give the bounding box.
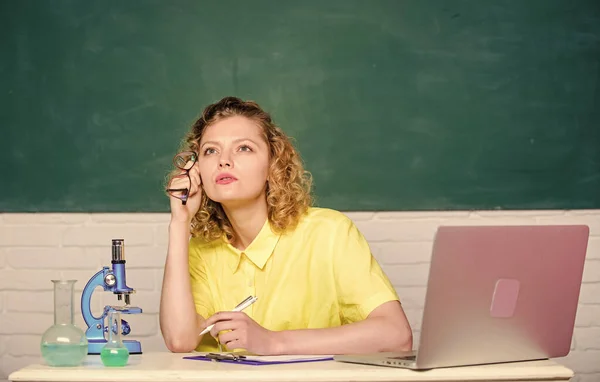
[159,96,412,355]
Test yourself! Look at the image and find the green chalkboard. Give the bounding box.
[1,0,599,212]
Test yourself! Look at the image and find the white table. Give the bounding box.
[8,352,574,382]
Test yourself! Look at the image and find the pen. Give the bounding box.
[199,295,258,335]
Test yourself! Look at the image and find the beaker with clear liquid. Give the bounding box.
[100,310,129,367]
[40,280,88,366]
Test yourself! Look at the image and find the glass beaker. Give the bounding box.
[40,280,88,366]
[100,310,129,367]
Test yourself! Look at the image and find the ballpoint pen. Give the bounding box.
[199,295,258,335]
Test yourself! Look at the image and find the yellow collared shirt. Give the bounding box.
[188,207,399,352]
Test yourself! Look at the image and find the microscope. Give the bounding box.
[81,239,143,354]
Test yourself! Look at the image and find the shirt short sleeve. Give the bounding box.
[332,215,399,324]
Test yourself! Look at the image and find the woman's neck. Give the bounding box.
[222,199,268,251]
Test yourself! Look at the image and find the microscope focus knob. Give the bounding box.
[104,273,116,287]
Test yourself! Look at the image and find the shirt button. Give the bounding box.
[247,280,253,287]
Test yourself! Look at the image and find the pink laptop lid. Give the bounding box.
[416,225,589,369]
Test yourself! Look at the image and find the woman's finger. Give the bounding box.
[217,330,238,345]
[168,170,189,186]
[190,171,200,187]
[167,174,191,196]
[188,179,202,198]
[188,182,199,197]
[210,320,239,339]
[223,339,243,351]
[190,164,202,184]
[189,174,201,196]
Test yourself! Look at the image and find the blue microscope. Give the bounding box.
[81,239,143,354]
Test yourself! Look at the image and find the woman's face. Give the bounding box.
[198,116,270,208]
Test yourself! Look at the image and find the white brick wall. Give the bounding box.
[0,211,598,381]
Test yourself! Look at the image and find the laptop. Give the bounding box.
[335,224,589,370]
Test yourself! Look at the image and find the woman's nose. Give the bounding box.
[219,157,232,168]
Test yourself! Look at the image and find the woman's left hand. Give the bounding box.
[203,311,280,355]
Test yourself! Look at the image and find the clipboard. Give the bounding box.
[183,352,334,365]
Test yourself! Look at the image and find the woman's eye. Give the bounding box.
[203,148,216,155]
[239,145,252,152]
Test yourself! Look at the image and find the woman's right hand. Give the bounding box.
[168,162,203,225]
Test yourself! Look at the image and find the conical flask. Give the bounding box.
[40,280,88,366]
[100,310,129,367]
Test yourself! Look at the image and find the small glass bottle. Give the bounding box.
[100,310,130,367]
[40,280,88,367]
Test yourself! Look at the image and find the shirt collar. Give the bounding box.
[225,219,281,272]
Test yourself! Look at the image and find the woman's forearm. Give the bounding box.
[273,316,412,355]
[159,222,204,352]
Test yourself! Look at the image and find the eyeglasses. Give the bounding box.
[166,151,198,205]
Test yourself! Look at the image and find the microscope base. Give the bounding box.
[88,339,142,355]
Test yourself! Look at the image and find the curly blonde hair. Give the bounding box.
[168,96,313,242]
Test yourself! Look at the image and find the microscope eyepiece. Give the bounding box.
[112,239,125,263]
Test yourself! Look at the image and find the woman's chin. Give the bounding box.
[215,195,267,209]
[210,195,252,207]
